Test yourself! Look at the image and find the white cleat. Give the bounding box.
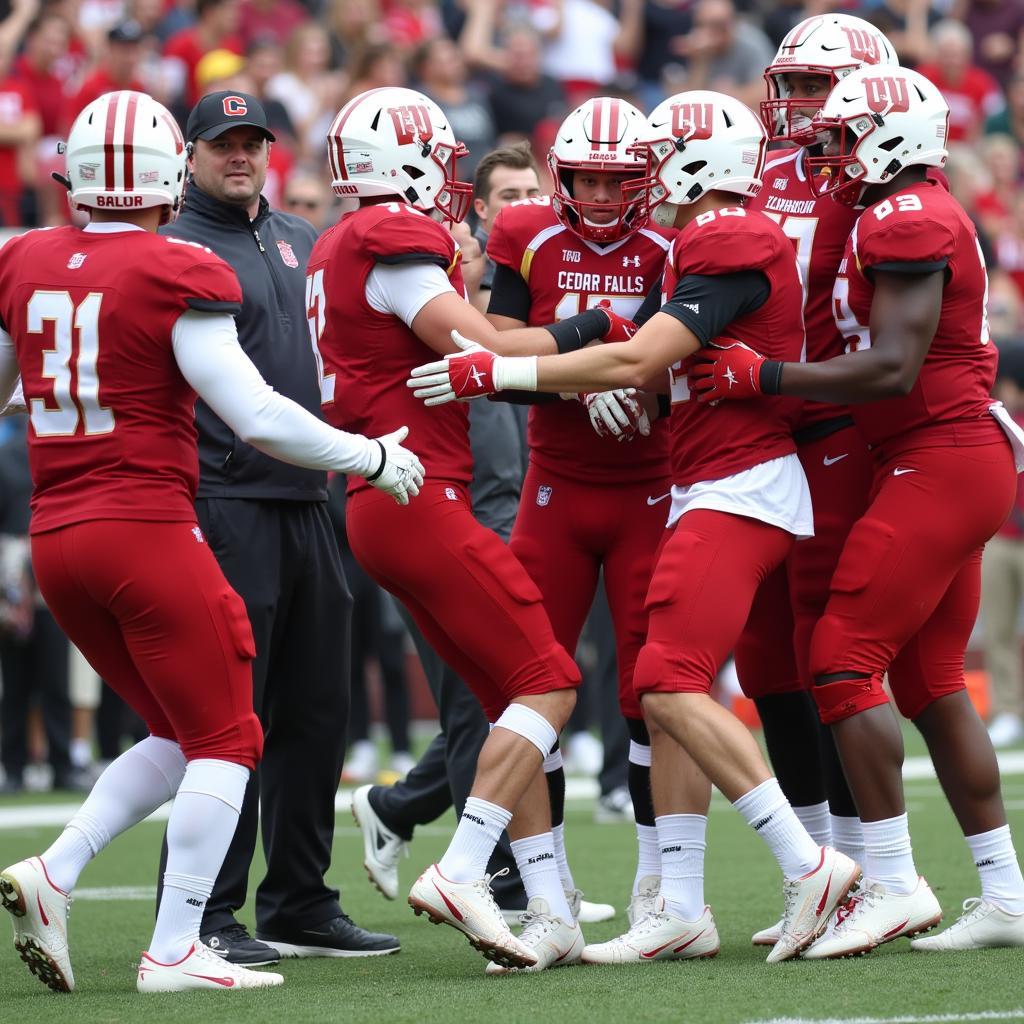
[581,900,719,964]
[0,857,74,992]
[802,878,942,959]
[566,887,615,923]
[767,846,860,963]
[627,875,661,928]
[137,942,284,992]
[352,784,408,901]
[751,918,782,946]
[408,864,537,970]
[485,897,584,974]
[911,897,1024,952]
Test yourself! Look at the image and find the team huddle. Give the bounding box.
[1,10,1023,996]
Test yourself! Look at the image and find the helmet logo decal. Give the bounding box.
[670,103,713,142]
[840,27,881,64]
[222,95,248,116]
[864,75,910,114]
[388,104,433,146]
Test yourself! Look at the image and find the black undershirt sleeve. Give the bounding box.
[634,275,663,328]
[867,258,949,277]
[486,263,533,321]
[374,251,450,268]
[659,271,770,346]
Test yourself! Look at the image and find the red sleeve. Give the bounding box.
[486,205,520,272]
[0,232,25,331]
[171,252,243,314]
[675,212,781,276]
[362,209,456,269]
[857,213,956,271]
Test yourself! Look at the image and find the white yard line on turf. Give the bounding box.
[746,1012,1024,1024]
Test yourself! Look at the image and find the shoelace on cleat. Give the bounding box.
[475,869,514,934]
[518,911,558,946]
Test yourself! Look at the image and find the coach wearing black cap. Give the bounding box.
[155,91,399,964]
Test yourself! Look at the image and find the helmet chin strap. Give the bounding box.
[652,202,677,228]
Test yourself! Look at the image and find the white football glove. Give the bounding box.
[1,377,26,417]
[364,426,425,505]
[584,389,650,442]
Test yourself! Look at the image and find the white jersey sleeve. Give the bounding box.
[0,327,21,416]
[171,310,380,478]
[365,261,456,326]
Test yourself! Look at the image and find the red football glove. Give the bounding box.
[446,347,499,399]
[687,339,769,404]
[594,300,640,342]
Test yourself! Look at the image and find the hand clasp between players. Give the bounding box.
[688,339,770,404]
[367,425,426,506]
[584,389,651,442]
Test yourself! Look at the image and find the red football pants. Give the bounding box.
[510,463,671,719]
[810,439,1017,723]
[634,509,795,697]
[736,425,874,697]
[31,520,262,768]
[345,482,579,722]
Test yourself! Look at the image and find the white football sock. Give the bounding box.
[148,758,249,963]
[794,801,832,847]
[862,813,918,895]
[966,825,1024,914]
[633,823,661,894]
[831,814,865,866]
[551,822,575,891]
[656,814,706,921]
[734,778,820,878]
[42,736,186,893]
[438,797,511,883]
[510,832,574,921]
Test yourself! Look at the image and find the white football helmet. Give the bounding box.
[763,14,897,143]
[63,90,186,218]
[326,86,472,222]
[548,97,648,242]
[624,91,767,228]
[806,65,949,204]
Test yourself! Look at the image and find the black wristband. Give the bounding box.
[544,308,609,354]
[656,393,671,419]
[759,360,784,396]
[364,440,387,481]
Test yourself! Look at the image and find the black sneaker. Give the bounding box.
[256,914,400,958]
[201,922,281,966]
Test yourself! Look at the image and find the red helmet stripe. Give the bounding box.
[590,96,604,151]
[103,92,120,190]
[328,86,391,181]
[607,99,620,152]
[122,92,139,191]
[783,16,819,51]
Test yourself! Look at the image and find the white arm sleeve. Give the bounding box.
[0,328,21,414]
[366,261,456,326]
[171,310,379,478]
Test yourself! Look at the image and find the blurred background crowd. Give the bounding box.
[2,0,1024,799]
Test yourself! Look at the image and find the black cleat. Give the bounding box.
[256,914,400,958]
[201,922,280,966]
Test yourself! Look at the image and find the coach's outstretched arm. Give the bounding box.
[172,310,424,505]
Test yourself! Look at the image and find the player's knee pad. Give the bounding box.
[493,702,559,759]
[812,672,889,725]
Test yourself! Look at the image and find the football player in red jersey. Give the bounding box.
[485,97,676,940]
[690,66,1024,956]
[311,86,674,972]
[409,90,861,964]
[738,13,898,947]
[0,91,423,995]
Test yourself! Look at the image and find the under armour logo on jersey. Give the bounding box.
[276,239,299,268]
[622,255,641,268]
[773,178,788,190]
[445,487,458,501]
[536,484,553,507]
[66,252,87,269]
[192,526,205,544]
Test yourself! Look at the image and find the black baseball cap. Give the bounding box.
[108,20,144,44]
[186,90,276,144]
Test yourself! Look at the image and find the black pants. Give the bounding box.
[158,499,351,933]
[373,605,526,910]
[0,608,72,783]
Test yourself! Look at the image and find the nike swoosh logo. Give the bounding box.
[823,454,848,466]
[641,933,691,958]
[816,871,834,915]
[647,493,671,506]
[183,972,236,987]
[883,918,910,938]
[37,893,49,927]
[673,928,708,953]
[893,467,916,476]
[432,880,464,922]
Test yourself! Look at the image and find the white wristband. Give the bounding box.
[495,355,538,392]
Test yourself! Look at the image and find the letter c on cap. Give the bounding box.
[222,96,247,117]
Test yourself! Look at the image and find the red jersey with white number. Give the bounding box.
[665,207,803,486]
[487,196,672,483]
[749,148,859,432]
[834,178,998,451]
[309,203,470,493]
[0,226,242,534]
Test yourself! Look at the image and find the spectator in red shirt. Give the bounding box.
[163,0,243,109]
[963,0,1024,91]
[0,61,40,226]
[236,0,309,49]
[62,21,146,133]
[918,19,1006,144]
[13,13,71,138]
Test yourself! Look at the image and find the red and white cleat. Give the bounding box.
[751,918,782,947]
[766,847,860,963]
[911,897,1024,952]
[802,878,942,959]
[485,897,584,974]
[0,857,74,992]
[408,864,538,970]
[137,942,284,992]
[581,900,719,964]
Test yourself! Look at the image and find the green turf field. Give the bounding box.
[1,763,1023,1024]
